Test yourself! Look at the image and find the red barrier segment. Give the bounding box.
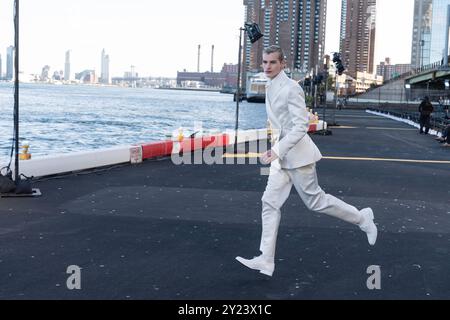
[180,134,229,152]
[180,137,211,153]
[141,140,173,160]
[140,134,230,161]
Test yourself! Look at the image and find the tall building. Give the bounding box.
[101,49,110,84]
[411,0,433,68]
[339,0,377,79]
[6,46,15,80]
[243,0,327,77]
[65,50,71,81]
[41,65,51,82]
[76,70,97,84]
[410,0,450,69]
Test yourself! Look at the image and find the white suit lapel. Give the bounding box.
[269,71,288,107]
[266,77,282,140]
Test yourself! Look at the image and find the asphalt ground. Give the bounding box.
[0,109,449,300]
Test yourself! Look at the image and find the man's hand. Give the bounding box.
[260,150,279,164]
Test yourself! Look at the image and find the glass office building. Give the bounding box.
[429,0,450,64]
[411,0,450,68]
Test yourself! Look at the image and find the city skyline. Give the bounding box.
[0,1,414,78]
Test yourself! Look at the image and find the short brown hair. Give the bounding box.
[263,45,285,62]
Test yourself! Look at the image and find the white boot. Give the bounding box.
[235,255,275,277]
[359,208,378,246]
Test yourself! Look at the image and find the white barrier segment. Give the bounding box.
[130,145,143,164]
[366,110,441,137]
[237,129,259,144]
[316,120,326,131]
[225,130,236,146]
[256,129,269,141]
[11,145,132,178]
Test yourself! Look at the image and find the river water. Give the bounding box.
[0,83,267,164]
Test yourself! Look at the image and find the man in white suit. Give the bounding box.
[236,46,377,277]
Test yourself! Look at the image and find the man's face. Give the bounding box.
[262,52,285,79]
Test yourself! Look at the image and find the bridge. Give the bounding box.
[349,58,450,105]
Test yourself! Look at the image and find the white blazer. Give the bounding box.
[267,71,322,169]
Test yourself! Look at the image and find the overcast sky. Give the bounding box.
[0,0,414,77]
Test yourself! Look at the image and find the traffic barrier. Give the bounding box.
[141,140,173,160]
[177,134,230,153]
[11,145,131,179]
[3,126,327,179]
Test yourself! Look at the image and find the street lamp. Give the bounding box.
[1,0,40,197]
[233,22,263,154]
[405,83,411,107]
[331,52,345,125]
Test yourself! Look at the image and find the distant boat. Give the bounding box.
[246,72,267,103]
[220,85,236,94]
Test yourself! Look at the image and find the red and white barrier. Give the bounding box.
[308,120,327,132]
[3,123,326,179]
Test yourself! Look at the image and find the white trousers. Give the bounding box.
[260,163,363,258]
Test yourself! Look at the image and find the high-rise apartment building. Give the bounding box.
[243,0,327,77]
[101,49,110,84]
[65,50,71,81]
[411,0,433,68]
[410,0,450,68]
[6,46,15,80]
[339,0,377,79]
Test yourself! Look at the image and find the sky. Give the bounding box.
[0,0,414,78]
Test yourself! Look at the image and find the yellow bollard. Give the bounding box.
[314,112,319,124]
[19,141,32,160]
[177,128,184,142]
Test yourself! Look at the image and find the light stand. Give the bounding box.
[330,52,345,127]
[405,83,411,109]
[234,27,244,154]
[333,72,338,125]
[315,70,332,136]
[323,69,329,124]
[233,22,263,154]
[1,0,41,198]
[14,0,19,184]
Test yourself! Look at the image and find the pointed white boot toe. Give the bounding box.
[359,208,378,246]
[235,255,275,277]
